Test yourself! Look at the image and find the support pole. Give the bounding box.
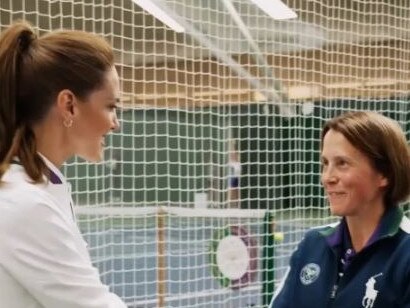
[157,208,166,307]
[262,211,275,307]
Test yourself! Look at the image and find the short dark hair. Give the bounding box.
[321,111,410,206]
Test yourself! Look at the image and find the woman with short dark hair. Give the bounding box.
[270,111,410,308]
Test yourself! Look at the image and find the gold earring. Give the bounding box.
[63,118,73,128]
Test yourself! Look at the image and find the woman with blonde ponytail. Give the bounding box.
[0,21,127,307]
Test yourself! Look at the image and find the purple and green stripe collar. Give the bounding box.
[320,205,403,249]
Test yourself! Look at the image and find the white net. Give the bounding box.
[1,0,409,307]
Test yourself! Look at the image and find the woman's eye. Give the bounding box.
[337,160,347,167]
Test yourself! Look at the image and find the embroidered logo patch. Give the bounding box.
[362,273,383,308]
[300,263,321,285]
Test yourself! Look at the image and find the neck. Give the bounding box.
[346,203,385,252]
[32,118,71,168]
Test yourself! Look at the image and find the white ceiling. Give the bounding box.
[2,0,410,104]
[3,0,408,65]
[122,0,410,65]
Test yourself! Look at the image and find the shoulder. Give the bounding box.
[1,184,50,207]
[0,166,58,225]
[303,221,340,242]
[290,222,339,258]
[289,222,341,261]
[0,176,75,259]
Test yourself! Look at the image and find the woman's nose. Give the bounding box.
[321,167,337,185]
[112,114,120,132]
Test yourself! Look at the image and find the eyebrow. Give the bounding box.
[321,154,350,161]
[108,98,122,106]
[112,98,124,110]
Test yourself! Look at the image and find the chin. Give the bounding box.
[329,204,344,217]
[91,156,103,162]
[79,152,103,162]
[92,153,103,162]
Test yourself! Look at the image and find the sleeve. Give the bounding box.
[1,199,127,308]
[268,237,304,308]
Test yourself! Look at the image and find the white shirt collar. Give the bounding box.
[37,152,66,185]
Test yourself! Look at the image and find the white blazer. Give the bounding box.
[0,156,127,308]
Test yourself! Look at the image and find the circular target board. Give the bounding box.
[210,225,257,289]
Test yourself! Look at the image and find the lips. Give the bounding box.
[327,192,347,204]
[327,192,345,195]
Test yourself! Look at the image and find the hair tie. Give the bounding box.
[18,29,36,53]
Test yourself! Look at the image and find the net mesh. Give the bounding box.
[1,0,409,307]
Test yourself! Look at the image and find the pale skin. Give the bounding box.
[321,129,388,252]
[33,66,121,168]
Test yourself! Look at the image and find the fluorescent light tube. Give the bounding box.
[250,0,297,20]
[132,0,185,33]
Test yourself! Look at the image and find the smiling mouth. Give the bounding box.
[328,192,345,195]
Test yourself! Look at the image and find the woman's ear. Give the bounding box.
[379,174,388,188]
[56,89,76,120]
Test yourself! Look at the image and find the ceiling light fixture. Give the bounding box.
[250,0,297,20]
[132,0,185,33]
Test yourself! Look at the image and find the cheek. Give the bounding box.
[352,183,371,197]
[88,113,112,134]
[345,173,378,198]
[103,112,115,129]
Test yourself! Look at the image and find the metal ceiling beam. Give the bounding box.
[220,0,289,104]
[152,0,287,106]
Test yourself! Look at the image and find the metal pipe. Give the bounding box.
[156,0,287,105]
[220,0,288,103]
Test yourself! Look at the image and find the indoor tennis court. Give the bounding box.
[1,1,409,307]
